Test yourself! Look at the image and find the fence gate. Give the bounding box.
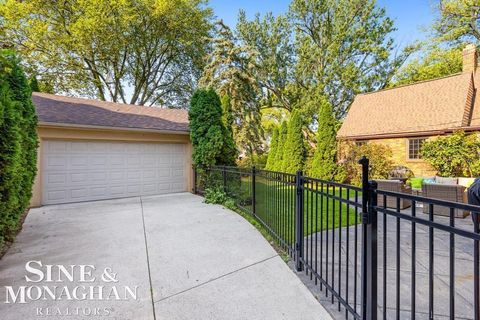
[194,158,480,320]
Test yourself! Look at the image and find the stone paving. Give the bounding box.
[290,205,478,320]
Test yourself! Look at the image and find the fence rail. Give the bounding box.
[193,159,480,320]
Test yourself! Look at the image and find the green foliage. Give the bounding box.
[201,21,264,158]
[189,89,237,166]
[421,131,480,177]
[201,1,407,158]
[309,99,339,180]
[393,46,463,86]
[273,121,288,171]
[289,0,412,119]
[204,187,229,205]
[0,0,212,107]
[282,111,306,173]
[339,142,394,186]
[433,0,480,44]
[237,153,268,169]
[29,76,40,92]
[0,50,38,251]
[265,126,279,170]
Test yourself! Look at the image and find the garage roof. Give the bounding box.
[33,93,189,133]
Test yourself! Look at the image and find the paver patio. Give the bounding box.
[292,205,477,320]
[0,193,330,320]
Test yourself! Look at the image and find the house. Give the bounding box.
[30,93,192,207]
[337,44,480,177]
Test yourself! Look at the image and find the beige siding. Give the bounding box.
[31,125,192,207]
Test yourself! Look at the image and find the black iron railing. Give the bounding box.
[193,159,480,320]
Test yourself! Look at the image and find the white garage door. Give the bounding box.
[42,140,187,205]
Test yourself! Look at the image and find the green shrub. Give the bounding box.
[282,110,306,173]
[273,121,288,171]
[421,131,480,177]
[0,50,38,251]
[204,187,229,204]
[189,89,237,166]
[309,98,339,180]
[339,142,394,186]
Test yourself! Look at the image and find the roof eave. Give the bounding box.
[37,121,190,135]
[337,126,480,140]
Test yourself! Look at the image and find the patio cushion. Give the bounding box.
[435,176,458,185]
[410,177,424,189]
[458,177,476,188]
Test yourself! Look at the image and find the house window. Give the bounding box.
[408,138,426,160]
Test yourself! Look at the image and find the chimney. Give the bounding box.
[463,44,478,73]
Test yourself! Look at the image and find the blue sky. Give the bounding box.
[209,0,436,47]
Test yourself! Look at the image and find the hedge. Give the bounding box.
[0,50,38,252]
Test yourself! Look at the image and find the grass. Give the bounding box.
[224,176,361,244]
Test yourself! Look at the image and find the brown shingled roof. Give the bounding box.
[337,72,478,139]
[33,93,189,133]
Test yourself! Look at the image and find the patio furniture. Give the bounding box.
[422,183,469,218]
[375,179,412,209]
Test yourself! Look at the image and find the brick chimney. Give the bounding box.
[463,43,478,73]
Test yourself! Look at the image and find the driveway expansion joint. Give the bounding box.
[153,254,279,304]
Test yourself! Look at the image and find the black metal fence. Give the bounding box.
[193,158,480,320]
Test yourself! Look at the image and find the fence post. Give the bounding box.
[359,156,378,320]
[295,170,304,272]
[252,166,256,216]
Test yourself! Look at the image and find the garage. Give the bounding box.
[30,92,192,207]
[42,140,187,205]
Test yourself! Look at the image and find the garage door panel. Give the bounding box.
[42,141,187,205]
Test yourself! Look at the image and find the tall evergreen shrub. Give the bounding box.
[0,50,38,250]
[282,111,306,173]
[310,99,339,180]
[189,88,237,166]
[273,121,288,171]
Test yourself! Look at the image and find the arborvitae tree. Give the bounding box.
[6,57,39,212]
[189,89,237,166]
[309,99,339,179]
[29,76,40,92]
[265,126,279,170]
[273,121,288,171]
[282,111,306,173]
[0,50,38,250]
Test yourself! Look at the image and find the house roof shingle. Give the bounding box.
[337,72,479,139]
[33,93,189,133]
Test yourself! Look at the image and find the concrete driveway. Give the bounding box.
[0,193,330,320]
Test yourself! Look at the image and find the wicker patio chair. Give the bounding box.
[375,179,412,209]
[422,183,469,218]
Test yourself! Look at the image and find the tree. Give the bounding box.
[289,0,412,119]
[393,46,462,86]
[265,126,279,170]
[29,76,40,92]
[0,0,212,107]
[282,111,306,173]
[339,142,394,185]
[421,131,480,177]
[189,89,237,166]
[201,21,264,158]
[309,99,339,180]
[273,121,288,171]
[0,50,38,250]
[433,0,480,44]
